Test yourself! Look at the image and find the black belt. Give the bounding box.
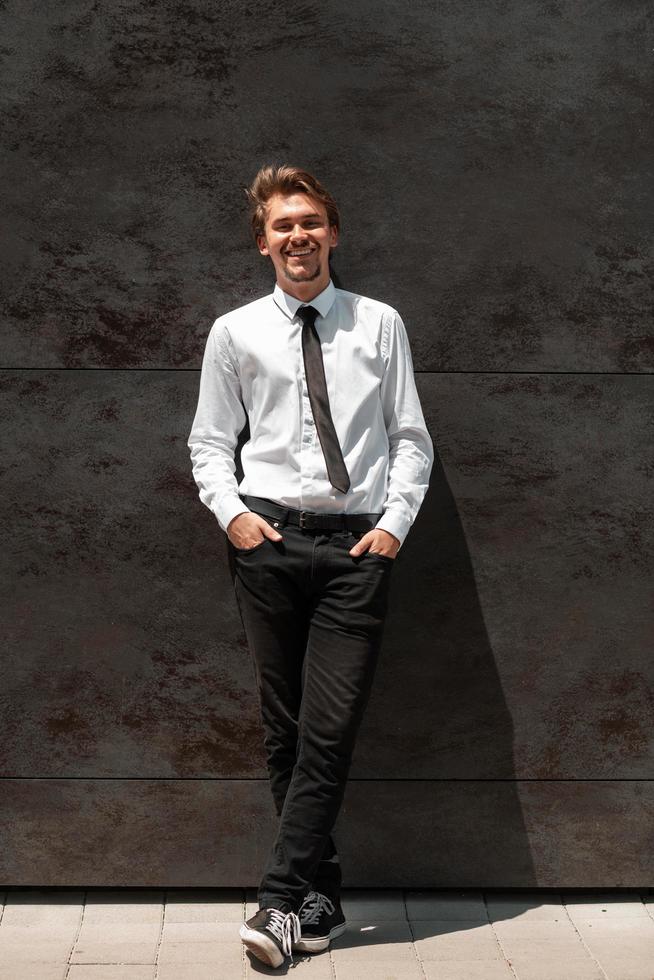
[239,494,382,533]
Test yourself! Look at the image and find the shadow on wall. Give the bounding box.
[343,449,535,886]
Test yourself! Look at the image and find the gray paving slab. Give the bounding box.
[157,939,244,967]
[494,935,594,960]
[575,917,654,940]
[1,890,83,933]
[332,963,424,980]
[0,939,73,963]
[82,892,163,925]
[491,917,581,938]
[76,924,160,942]
[330,920,415,963]
[340,889,407,921]
[411,920,503,963]
[68,969,156,980]
[160,921,241,942]
[486,892,565,920]
[0,968,68,980]
[564,892,650,918]
[157,967,234,980]
[422,962,515,979]
[508,960,606,980]
[164,888,244,922]
[70,940,159,965]
[589,960,654,980]
[405,890,487,921]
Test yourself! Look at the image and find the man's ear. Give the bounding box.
[329,225,339,249]
[256,233,269,256]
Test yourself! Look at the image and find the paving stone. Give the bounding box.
[0,968,67,980]
[495,936,594,960]
[0,939,72,963]
[491,917,580,938]
[586,955,654,980]
[82,892,163,924]
[332,962,424,980]
[405,890,487,921]
[416,941,504,963]
[593,961,654,980]
[165,888,245,922]
[157,940,243,966]
[158,966,234,980]
[581,938,654,960]
[507,959,606,980]
[70,940,158,964]
[1,890,83,932]
[422,961,515,979]
[564,893,649,919]
[341,889,407,921]
[486,893,565,921]
[603,973,654,980]
[411,919,500,961]
[574,917,654,937]
[0,923,79,943]
[68,968,156,980]
[161,921,239,942]
[76,924,160,942]
[330,921,415,962]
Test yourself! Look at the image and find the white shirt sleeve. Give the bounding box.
[375,309,434,549]
[187,320,252,533]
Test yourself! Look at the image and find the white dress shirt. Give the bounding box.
[187,278,433,549]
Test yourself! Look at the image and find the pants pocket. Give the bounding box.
[233,537,268,555]
[347,531,396,562]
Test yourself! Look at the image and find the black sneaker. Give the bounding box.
[293,890,347,953]
[239,907,301,967]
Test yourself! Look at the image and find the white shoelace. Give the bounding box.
[263,908,301,957]
[299,890,335,925]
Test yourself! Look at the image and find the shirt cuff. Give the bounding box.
[214,498,252,535]
[374,511,410,550]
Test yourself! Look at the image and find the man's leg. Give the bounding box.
[229,518,341,910]
[257,528,395,912]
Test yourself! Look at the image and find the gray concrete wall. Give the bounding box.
[1,0,652,885]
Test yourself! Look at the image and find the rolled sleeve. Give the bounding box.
[375,310,434,549]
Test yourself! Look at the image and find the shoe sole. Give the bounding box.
[293,920,347,953]
[239,923,284,967]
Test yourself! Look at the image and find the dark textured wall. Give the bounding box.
[2,0,652,885]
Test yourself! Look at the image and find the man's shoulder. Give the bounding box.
[211,292,273,333]
[334,287,399,320]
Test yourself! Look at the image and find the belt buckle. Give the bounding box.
[299,510,318,529]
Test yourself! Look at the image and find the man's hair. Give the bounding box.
[245,164,340,242]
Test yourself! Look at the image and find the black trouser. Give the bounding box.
[228,496,396,914]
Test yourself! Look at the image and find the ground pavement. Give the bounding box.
[0,888,653,980]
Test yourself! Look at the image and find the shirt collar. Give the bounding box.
[273,279,336,321]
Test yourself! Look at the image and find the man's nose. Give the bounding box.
[289,225,308,239]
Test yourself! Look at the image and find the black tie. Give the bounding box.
[298,305,351,493]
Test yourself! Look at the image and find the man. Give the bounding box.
[187,164,433,967]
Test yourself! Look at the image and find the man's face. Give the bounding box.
[257,192,338,292]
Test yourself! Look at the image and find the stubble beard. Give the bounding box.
[282,260,323,283]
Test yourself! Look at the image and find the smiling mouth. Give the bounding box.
[285,248,315,258]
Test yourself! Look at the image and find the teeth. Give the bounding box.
[287,249,312,256]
